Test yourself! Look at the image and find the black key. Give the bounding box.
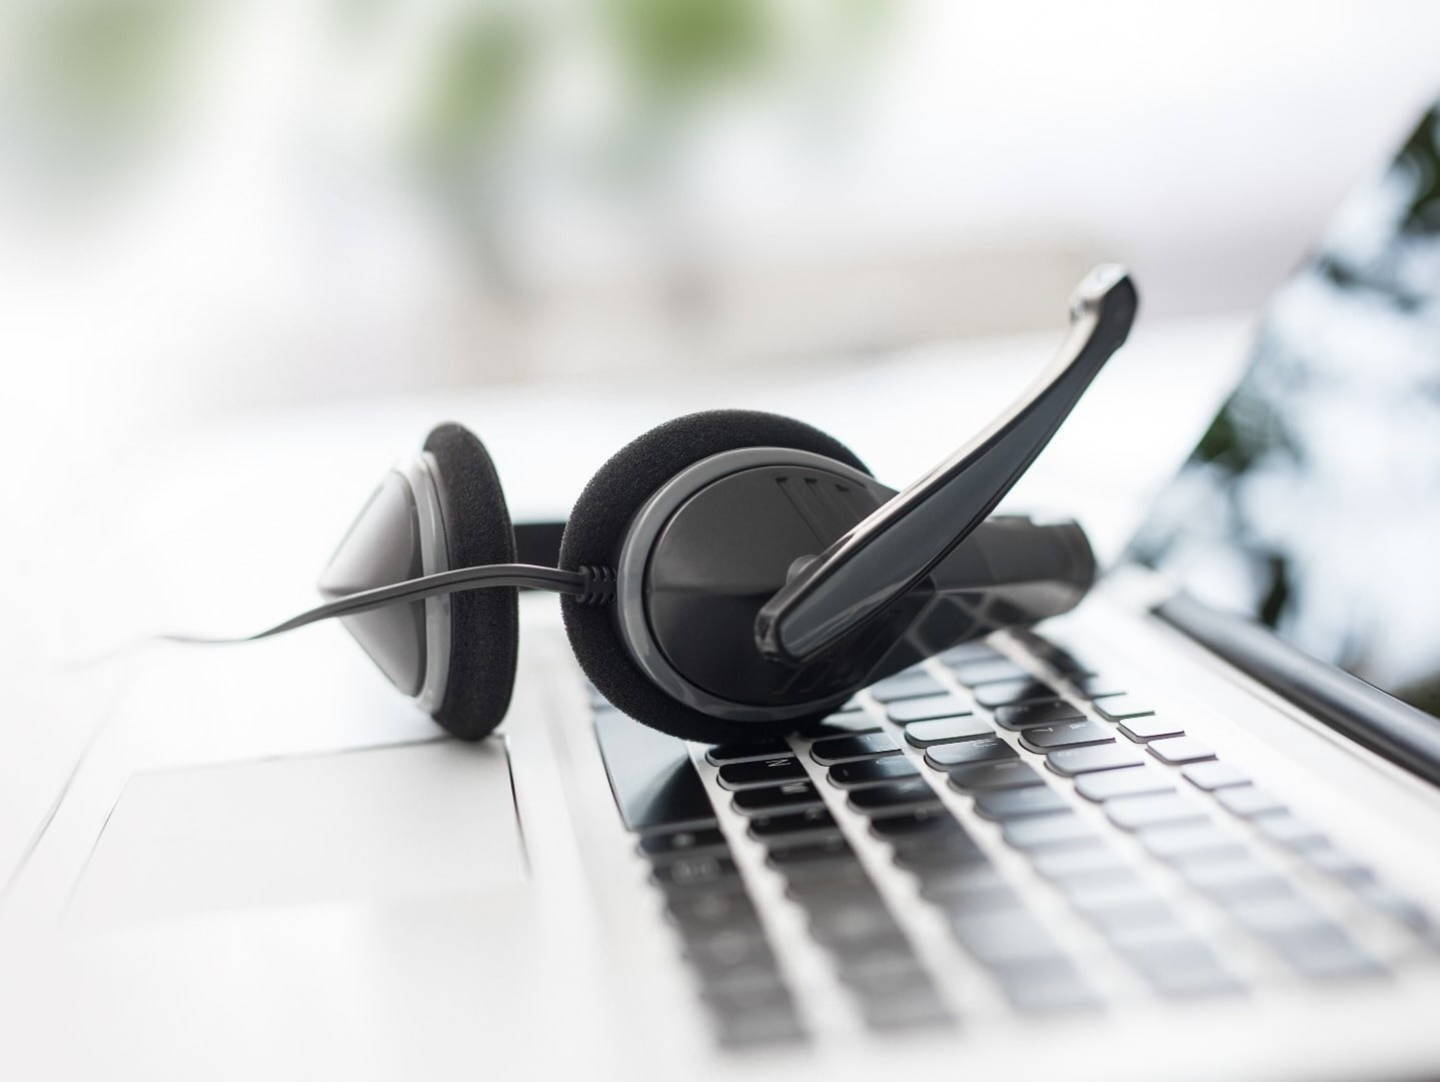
[853,982,956,1032]
[1020,720,1115,752]
[1215,785,1286,818]
[1120,938,1245,999]
[638,827,728,859]
[766,835,854,869]
[1269,926,1386,981]
[806,713,881,737]
[1253,813,1327,852]
[810,732,900,766]
[869,807,964,842]
[706,738,791,765]
[683,926,774,970]
[1137,823,1246,863]
[893,835,989,873]
[917,865,1015,909]
[1304,846,1375,886]
[828,756,919,789]
[1074,766,1174,802]
[651,853,739,889]
[996,959,1102,1013]
[973,786,1069,820]
[1181,761,1249,790]
[711,1004,808,1050]
[804,887,896,943]
[1001,812,1097,850]
[948,759,1043,792]
[1176,857,1294,903]
[732,781,823,815]
[1148,736,1216,765]
[924,735,1016,770]
[868,669,946,703]
[938,640,1003,666]
[1046,744,1144,776]
[1104,792,1209,831]
[1031,843,1134,884]
[848,779,942,815]
[595,710,717,833]
[1117,715,1185,743]
[949,657,1032,687]
[949,909,1066,968]
[903,716,992,748]
[1018,634,1098,678]
[716,756,807,790]
[665,889,760,931]
[973,679,1064,710]
[1093,694,1157,722]
[747,806,836,841]
[993,699,1084,731]
[886,693,972,725]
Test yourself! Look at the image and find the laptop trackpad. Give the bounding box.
[68,740,527,929]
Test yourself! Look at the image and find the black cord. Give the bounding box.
[162,563,612,644]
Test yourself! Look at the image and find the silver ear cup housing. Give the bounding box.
[317,454,452,709]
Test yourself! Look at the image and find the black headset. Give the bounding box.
[189,266,1136,745]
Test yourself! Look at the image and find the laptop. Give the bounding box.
[4,105,1440,1081]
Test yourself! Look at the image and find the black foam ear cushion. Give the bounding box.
[559,410,871,743]
[423,423,519,740]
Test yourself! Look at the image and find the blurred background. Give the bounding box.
[1,0,1438,659]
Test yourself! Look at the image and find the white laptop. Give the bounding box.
[3,105,1440,1082]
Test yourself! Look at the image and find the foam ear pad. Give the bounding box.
[423,423,519,740]
[558,410,870,743]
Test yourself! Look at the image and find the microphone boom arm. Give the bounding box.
[753,264,1138,665]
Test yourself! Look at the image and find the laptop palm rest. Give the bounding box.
[66,740,527,930]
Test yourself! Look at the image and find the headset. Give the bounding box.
[183,265,1137,745]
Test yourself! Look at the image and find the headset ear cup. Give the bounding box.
[558,410,871,742]
[422,423,518,740]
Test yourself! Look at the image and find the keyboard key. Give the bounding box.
[806,713,880,737]
[848,779,943,816]
[1227,894,1332,935]
[917,866,1017,910]
[938,640,1004,666]
[1214,785,1286,818]
[747,806,836,841]
[1253,813,1327,852]
[651,853,740,889]
[903,716,992,748]
[1119,938,1245,999]
[1176,857,1294,903]
[732,781,823,815]
[973,786,1070,820]
[949,657,1032,687]
[706,738,791,765]
[766,835,854,870]
[1001,812,1097,851]
[1031,843,1134,884]
[924,735,1016,770]
[1045,744,1144,776]
[1104,792,1209,831]
[853,983,956,1032]
[810,732,900,766]
[1020,720,1115,752]
[1117,715,1186,742]
[993,699,1084,731]
[869,669,946,703]
[665,889,760,931]
[1074,766,1174,802]
[948,760,1044,792]
[887,693,973,725]
[1181,761,1250,791]
[638,827,728,859]
[595,710,718,833]
[716,757,807,790]
[949,909,1066,967]
[996,959,1102,1013]
[1304,846,1375,885]
[1148,736,1216,765]
[973,679,1064,710]
[828,756,919,789]
[1138,823,1247,863]
[1354,882,1433,933]
[1093,694,1157,721]
[892,835,990,873]
[869,807,965,842]
[1270,926,1386,981]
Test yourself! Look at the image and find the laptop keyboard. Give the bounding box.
[591,632,1440,1049]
